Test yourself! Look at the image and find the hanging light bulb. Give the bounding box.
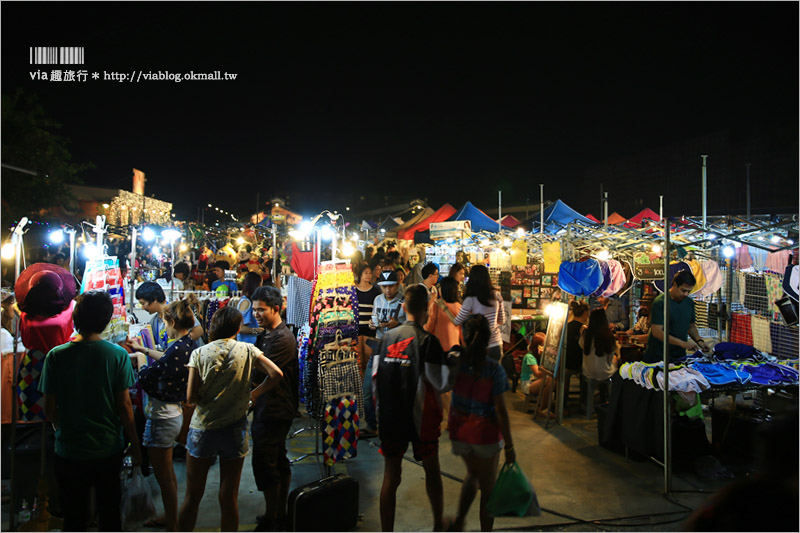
[142,227,156,242]
[516,227,525,237]
[49,229,64,244]
[83,243,99,260]
[722,246,735,259]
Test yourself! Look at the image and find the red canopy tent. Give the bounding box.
[585,213,601,223]
[499,214,522,228]
[605,212,627,225]
[397,203,457,241]
[624,207,661,228]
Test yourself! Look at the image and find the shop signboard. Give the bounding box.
[633,251,665,281]
[541,302,568,375]
[430,220,471,240]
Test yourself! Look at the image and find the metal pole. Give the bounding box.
[315,229,322,277]
[726,258,733,342]
[498,191,502,233]
[539,184,544,235]
[663,218,672,495]
[272,224,278,284]
[68,229,76,276]
[701,155,708,232]
[604,193,609,230]
[9,317,20,531]
[526,197,529,220]
[659,195,663,223]
[130,227,138,313]
[745,163,751,220]
[600,183,604,223]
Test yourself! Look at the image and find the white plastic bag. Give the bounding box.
[121,466,156,527]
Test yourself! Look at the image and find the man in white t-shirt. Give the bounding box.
[419,262,440,300]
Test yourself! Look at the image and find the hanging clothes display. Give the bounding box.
[765,249,791,273]
[695,260,723,297]
[81,256,128,343]
[729,313,753,346]
[654,261,691,293]
[303,260,363,466]
[591,260,613,297]
[763,272,784,321]
[735,245,753,270]
[601,259,627,297]
[686,259,707,295]
[750,315,773,354]
[286,275,313,328]
[614,260,634,297]
[558,259,603,296]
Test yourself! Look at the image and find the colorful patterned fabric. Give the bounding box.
[322,395,359,465]
[17,349,47,421]
[764,272,784,320]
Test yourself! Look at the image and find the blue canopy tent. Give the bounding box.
[523,199,597,234]
[447,201,500,233]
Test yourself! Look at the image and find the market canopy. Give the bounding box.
[624,208,661,228]
[398,203,457,241]
[523,199,597,234]
[447,201,500,233]
[376,215,400,232]
[389,207,435,235]
[499,214,522,228]
[585,213,601,223]
[605,212,627,225]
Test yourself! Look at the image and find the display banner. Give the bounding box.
[633,251,665,281]
[430,220,471,240]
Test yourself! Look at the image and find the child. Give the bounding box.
[370,285,459,531]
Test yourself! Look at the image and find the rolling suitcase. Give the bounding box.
[288,473,359,531]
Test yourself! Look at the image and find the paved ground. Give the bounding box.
[2,387,748,531]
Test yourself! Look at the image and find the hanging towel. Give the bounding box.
[696,260,723,297]
[736,272,747,306]
[765,249,791,273]
[542,242,561,274]
[749,315,772,354]
[735,245,753,270]
[729,313,753,346]
[764,272,784,320]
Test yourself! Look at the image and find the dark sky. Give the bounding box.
[2,2,797,222]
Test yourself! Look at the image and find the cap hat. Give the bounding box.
[377,270,399,285]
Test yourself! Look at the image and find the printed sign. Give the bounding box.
[633,251,665,281]
[540,302,568,375]
[430,220,472,240]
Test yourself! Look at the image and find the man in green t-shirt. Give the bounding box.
[644,270,709,363]
[40,291,141,531]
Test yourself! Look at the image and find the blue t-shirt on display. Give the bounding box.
[212,279,238,297]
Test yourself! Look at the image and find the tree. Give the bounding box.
[1,89,93,221]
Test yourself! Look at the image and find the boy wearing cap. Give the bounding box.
[370,270,406,340]
[362,270,406,436]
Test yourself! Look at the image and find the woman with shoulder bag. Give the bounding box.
[134,300,195,531]
[425,276,462,430]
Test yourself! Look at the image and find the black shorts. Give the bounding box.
[251,418,293,491]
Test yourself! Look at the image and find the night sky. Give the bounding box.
[2,2,797,223]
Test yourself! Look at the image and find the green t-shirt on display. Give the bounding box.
[39,340,136,460]
[644,293,696,363]
[519,352,538,383]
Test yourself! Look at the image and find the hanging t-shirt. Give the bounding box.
[211,279,238,297]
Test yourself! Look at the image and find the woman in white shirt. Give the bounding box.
[580,309,620,405]
[454,265,506,360]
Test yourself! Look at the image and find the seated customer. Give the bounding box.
[519,332,554,419]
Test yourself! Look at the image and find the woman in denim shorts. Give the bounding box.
[448,315,516,532]
[131,300,196,531]
[177,306,283,532]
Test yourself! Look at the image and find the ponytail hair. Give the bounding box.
[163,299,196,332]
[461,314,491,375]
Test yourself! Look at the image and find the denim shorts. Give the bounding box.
[451,439,504,459]
[143,416,182,448]
[186,416,249,460]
